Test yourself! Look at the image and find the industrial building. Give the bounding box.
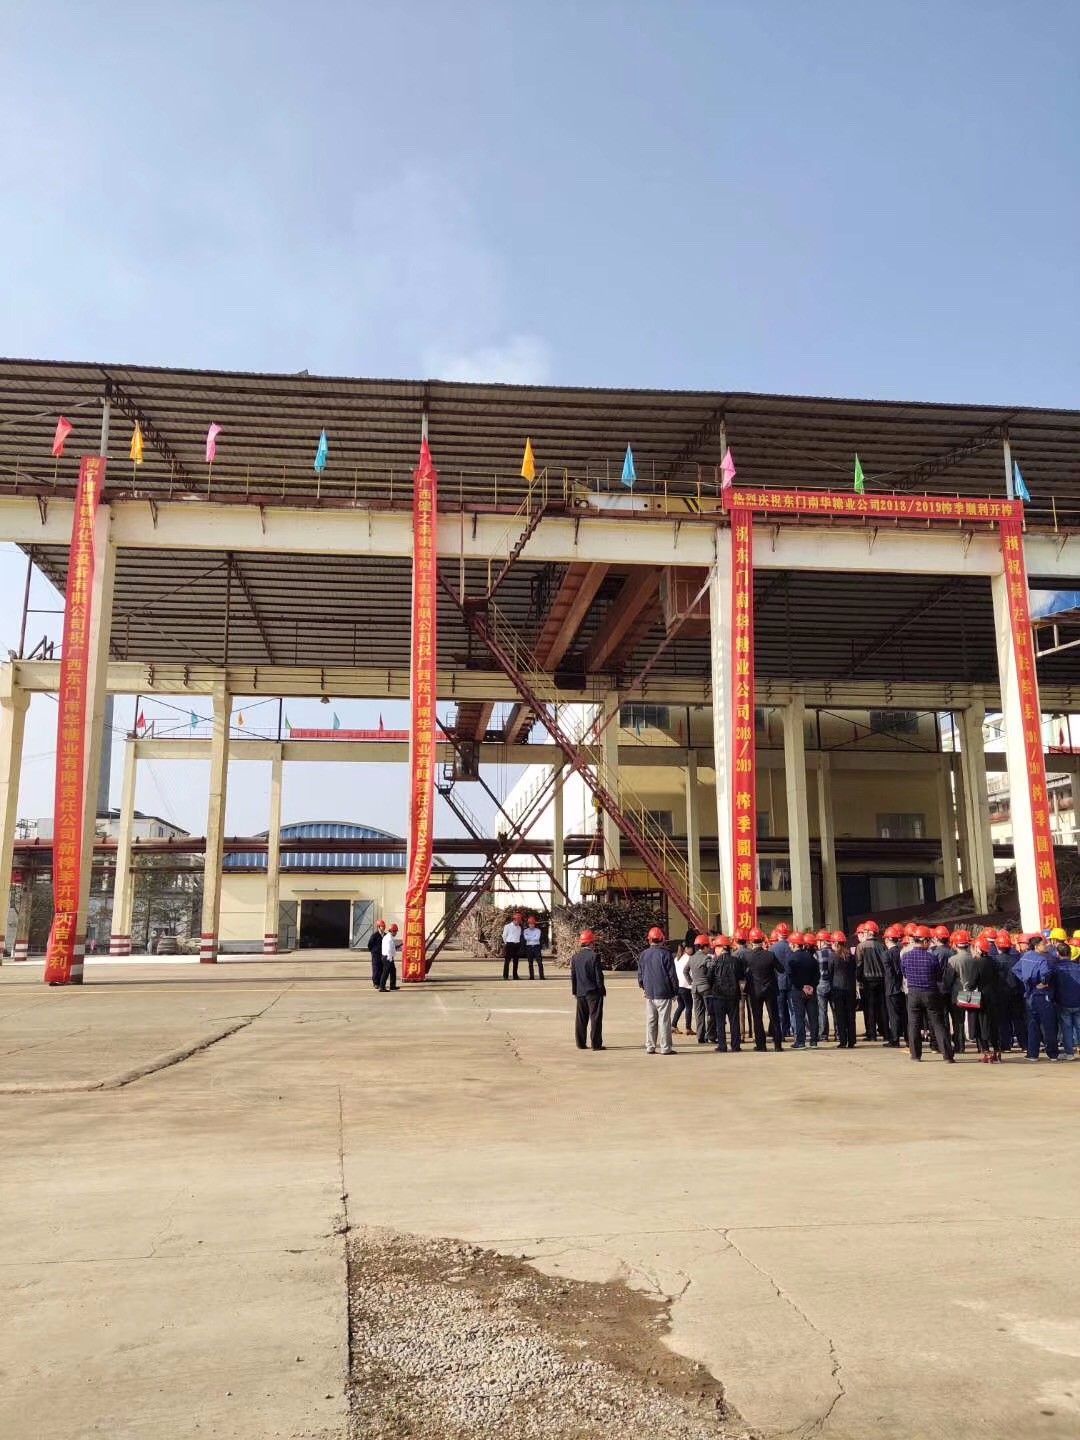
[0,358,1077,977]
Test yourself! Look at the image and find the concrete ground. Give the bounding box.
[2,953,1079,1440]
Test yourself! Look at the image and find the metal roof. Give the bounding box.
[3,355,1080,524]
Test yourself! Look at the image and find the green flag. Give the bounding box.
[853,454,866,495]
[285,715,293,734]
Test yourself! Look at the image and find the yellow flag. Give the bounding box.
[129,422,144,465]
[236,711,245,727]
[520,437,536,481]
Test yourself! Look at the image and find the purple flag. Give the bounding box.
[720,447,736,489]
[205,422,223,464]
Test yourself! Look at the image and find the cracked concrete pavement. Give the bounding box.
[3,954,1080,1438]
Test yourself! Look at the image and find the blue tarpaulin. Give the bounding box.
[1030,590,1080,621]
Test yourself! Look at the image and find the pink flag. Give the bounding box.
[51,416,73,458]
[136,709,146,731]
[720,447,736,489]
[205,422,223,464]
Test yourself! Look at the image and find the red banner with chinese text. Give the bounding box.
[999,515,1060,930]
[723,488,1021,524]
[44,456,107,984]
[730,507,757,933]
[402,439,438,981]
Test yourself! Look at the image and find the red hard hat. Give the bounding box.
[647,926,665,943]
[976,934,993,952]
[903,922,918,936]
[914,925,931,940]
[579,929,597,946]
[884,924,901,940]
[816,928,830,942]
[862,920,880,935]
[749,927,765,942]
[996,929,1012,946]
[831,930,846,944]
[389,923,398,934]
[789,931,804,945]
[933,925,950,940]
[694,933,709,947]
[953,929,972,946]
[775,922,790,937]
[733,928,748,942]
[714,935,732,949]
[527,915,538,924]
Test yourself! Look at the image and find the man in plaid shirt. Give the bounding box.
[900,926,955,1063]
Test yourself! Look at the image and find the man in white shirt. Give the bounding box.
[502,911,524,980]
[379,924,399,991]
[522,915,544,980]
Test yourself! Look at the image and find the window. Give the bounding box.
[620,703,670,732]
[876,813,926,840]
[645,809,674,836]
[758,858,791,892]
[756,811,771,838]
[869,709,920,735]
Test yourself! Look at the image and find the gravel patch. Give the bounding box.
[347,1228,754,1439]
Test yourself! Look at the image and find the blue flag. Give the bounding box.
[621,443,636,488]
[314,429,329,473]
[1013,461,1030,503]
[332,711,341,731]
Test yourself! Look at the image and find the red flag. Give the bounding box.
[52,416,73,458]
[136,710,146,731]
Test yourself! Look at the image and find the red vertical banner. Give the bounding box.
[730,507,757,932]
[402,439,438,981]
[999,516,1061,929]
[44,456,107,985]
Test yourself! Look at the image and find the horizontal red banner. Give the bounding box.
[724,488,1022,522]
[286,728,409,740]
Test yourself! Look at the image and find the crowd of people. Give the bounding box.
[569,919,1080,1062]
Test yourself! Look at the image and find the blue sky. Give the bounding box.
[2,0,1078,832]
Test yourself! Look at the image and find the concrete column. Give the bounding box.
[263,747,283,954]
[552,761,565,907]
[953,752,971,890]
[782,698,813,929]
[0,685,29,960]
[936,756,961,899]
[199,689,231,963]
[12,874,32,960]
[600,692,621,871]
[709,536,735,933]
[108,740,138,955]
[72,512,117,982]
[991,574,1042,931]
[957,704,994,914]
[817,754,841,931]
[684,751,702,903]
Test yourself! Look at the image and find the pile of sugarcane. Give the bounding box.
[550,898,666,970]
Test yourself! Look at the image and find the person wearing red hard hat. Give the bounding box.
[637,925,679,1055]
[826,930,858,1048]
[378,922,400,991]
[943,930,1001,1063]
[855,922,889,1044]
[787,929,821,1048]
[708,935,746,1052]
[687,933,717,1045]
[882,925,907,1048]
[990,928,1025,1052]
[899,926,954,1063]
[771,925,796,1042]
[745,927,785,1051]
[570,929,606,1051]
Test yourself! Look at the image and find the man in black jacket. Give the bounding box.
[882,925,906,1048]
[637,926,679,1055]
[788,936,820,1048]
[709,937,745,1051]
[744,929,784,1051]
[856,924,889,1042]
[368,920,386,989]
[570,929,606,1050]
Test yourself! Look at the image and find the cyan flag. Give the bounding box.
[621,444,636,488]
[314,429,329,473]
[1013,461,1030,503]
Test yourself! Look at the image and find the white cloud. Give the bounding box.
[423,334,553,384]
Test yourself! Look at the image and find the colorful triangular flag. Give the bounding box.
[190,711,199,728]
[378,713,385,732]
[332,712,341,731]
[1013,462,1031,503]
[285,715,293,734]
[205,422,223,464]
[720,447,736,490]
[52,416,73,458]
[136,709,146,731]
[520,437,536,482]
[853,454,866,495]
[621,444,636,488]
[236,711,245,727]
[129,422,144,465]
[314,429,329,473]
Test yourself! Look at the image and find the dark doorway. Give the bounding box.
[299,899,350,949]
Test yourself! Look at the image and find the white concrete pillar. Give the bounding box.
[710,535,735,934]
[108,740,137,954]
[263,747,283,954]
[600,692,621,871]
[684,751,702,906]
[957,704,994,914]
[816,754,841,932]
[552,761,565,907]
[0,685,29,960]
[199,689,231,963]
[936,756,961,899]
[991,575,1043,931]
[953,752,971,891]
[72,514,117,982]
[782,698,813,929]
